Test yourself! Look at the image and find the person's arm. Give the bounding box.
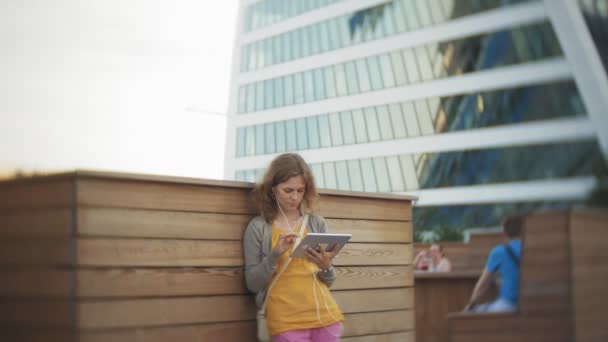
[243,219,280,293]
[437,258,452,272]
[413,250,427,270]
[464,269,493,311]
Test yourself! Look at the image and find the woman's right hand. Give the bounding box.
[272,233,299,256]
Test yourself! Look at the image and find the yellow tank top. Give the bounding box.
[267,225,344,336]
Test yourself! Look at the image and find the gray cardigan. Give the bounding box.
[243,214,337,308]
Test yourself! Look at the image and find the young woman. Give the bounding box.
[243,153,344,342]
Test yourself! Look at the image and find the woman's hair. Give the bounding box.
[252,153,319,223]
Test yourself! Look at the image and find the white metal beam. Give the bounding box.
[398,177,597,206]
[544,0,608,160]
[237,1,547,84]
[232,117,596,170]
[232,58,571,127]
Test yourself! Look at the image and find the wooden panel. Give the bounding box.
[0,300,74,328]
[328,218,411,243]
[343,309,414,337]
[319,194,411,221]
[77,267,246,297]
[79,321,257,342]
[0,239,73,266]
[77,239,243,267]
[0,179,73,209]
[78,288,412,329]
[342,331,415,342]
[78,296,257,329]
[77,239,411,267]
[1,329,75,342]
[334,288,414,313]
[77,179,256,214]
[333,266,413,290]
[570,210,608,342]
[335,243,411,266]
[0,209,73,238]
[78,208,251,240]
[0,269,73,298]
[76,265,410,298]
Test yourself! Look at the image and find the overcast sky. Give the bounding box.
[0,0,238,179]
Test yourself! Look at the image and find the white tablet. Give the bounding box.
[290,233,352,258]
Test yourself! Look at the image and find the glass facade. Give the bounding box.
[236,81,584,157]
[238,22,562,113]
[230,0,608,240]
[242,0,534,71]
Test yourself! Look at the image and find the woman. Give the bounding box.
[413,244,452,272]
[243,153,344,342]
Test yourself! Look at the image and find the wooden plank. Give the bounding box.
[0,239,73,266]
[334,288,414,313]
[77,179,256,215]
[342,310,414,337]
[0,179,73,209]
[76,265,410,298]
[77,239,411,267]
[334,243,412,266]
[77,267,246,297]
[328,218,411,243]
[319,195,411,221]
[0,300,74,328]
[77,238,243,267]
[1,329,75,342]
[79,321,257,342]
[570,210,608,342]
[333,266,413,290]
[0,209,73,238]
[78,207,251,240]
[78,288,412,329]
[0,269,73,298]
[342,331,415,342]
[78,296,257,329]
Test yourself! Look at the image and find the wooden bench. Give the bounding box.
[0,171,416,342]
[447,210,608,342]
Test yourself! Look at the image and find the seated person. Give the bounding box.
[464,215,523,313]
[413,243,452,272]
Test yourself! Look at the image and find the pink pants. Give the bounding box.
[271,322,343,342]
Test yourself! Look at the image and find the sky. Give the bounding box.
[0,0,238,179]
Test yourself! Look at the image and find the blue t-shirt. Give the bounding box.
[485,239,521,304]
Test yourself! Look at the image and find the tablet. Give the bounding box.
[290,233,352,258]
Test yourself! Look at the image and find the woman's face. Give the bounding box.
[273,175,306,211]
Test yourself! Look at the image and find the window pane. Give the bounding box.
[360,158,378,192]
[323,162,338,189]
[301,26,311,58]
[399,155,419,190]
[255,124,265,155]
[276,121,287,152]
[340,111,356,145]
[402,48,421,83]
[335,161,350,190]
[296,117,308,149]
[294,72,305,104]
[355,59,372,92]
[328,17,341,50]
[292,30,302,60]
[334,64,348,97]
[238,86,247,113]
[265,123,275,154]
[352,109,368,144]
[286,119,298,150]
[328,112,343,146]
[265,38,273,67]
[402,102,421,137]
[273,35,282,64]
[311,163,325,188]
[389,103,407,138]
[310,24,321,56]
[415,46,434,81]
[324,66,337,98]
[319,21,330,52]
[391,51,408,86]
[318,114,332,147]
[236,127,246,157]
[303,71,315,103]
[347,160,364,191]
[367,56,384,90]
[404,0,421,30]
[345,61,360,95]
[393,0,408,32]
[415,0,433,27]
[373,157,391,192]
[284,75,294,106]
[364,107,381,142]
[307,116,320,149]
[382,2,397,36]
[246,84,255,113]
[314,68,326,101]
[415,99,434,135]
[245,126,255,156]
[274,77,284,108]
[264,79,274,109]
[386,156,405,191]
[255,82,264,111]
[379,53,396,88]
[377,105,394,140]
[283,31,292,62]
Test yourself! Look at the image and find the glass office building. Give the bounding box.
[225,0,608,238]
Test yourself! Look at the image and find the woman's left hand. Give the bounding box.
[305,243,338,270]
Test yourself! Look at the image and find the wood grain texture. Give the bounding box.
[319,194,411,221]
[342,309,414,337]
[342,331,415,342]
[78,207,252,240]
[570,210,608,342]
[328,218,411,243]
[334,288,414,313]
[0,269,73,298]
[0,179,73,209]
[333,265,413,289]
[0,300,74,328]
[77,239,411,267]
[0,209,73,238]
[0,239,73,266]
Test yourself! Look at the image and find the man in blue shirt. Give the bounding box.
[464,215,523,313]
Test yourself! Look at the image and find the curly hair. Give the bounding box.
[252,153,319,223]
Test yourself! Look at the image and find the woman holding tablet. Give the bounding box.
[243,153,344,342]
